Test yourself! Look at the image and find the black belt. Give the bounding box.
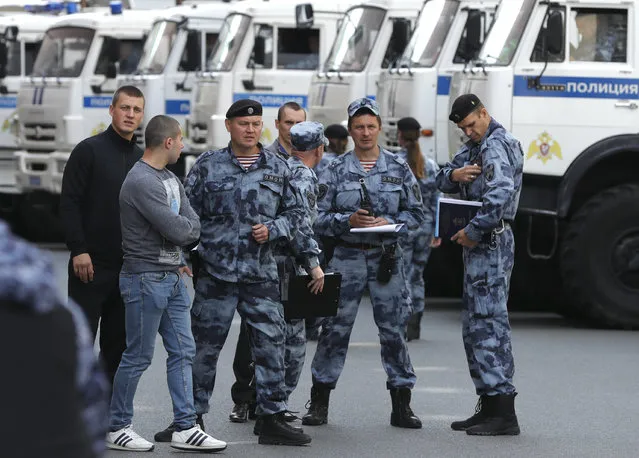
[335,241,385,250]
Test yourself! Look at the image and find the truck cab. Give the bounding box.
[0,13,62,199]
[377,0,497,161]
[118,1,232,177]
[14,6,158,196]
[307,0,423,128]
[186,0,357,157]
[448,0,639,327]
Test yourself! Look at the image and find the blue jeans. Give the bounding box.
[110,271,197,431]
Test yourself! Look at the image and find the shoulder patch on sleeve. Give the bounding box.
[485,163,495,182]
[412,183,422,202]
[306,190,317,208]
[318,183,329,200]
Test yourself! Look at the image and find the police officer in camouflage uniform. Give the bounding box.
[181,99,321,446]
[266,101,306,158]
[436,94,523,436]
[253,121,329,436]
[395,117,441,341]
[302,98,425,429]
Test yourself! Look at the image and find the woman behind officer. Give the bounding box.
[396,117,441,341]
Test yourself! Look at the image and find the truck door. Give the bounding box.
[512,5,636,177]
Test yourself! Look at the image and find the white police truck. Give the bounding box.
[377,0,497,159]
[118,1,234,177]
[305,0,424,128]
[0,13,63,206]
[186,0,358,156]
[447,0,639,328]
[12,2,162,239]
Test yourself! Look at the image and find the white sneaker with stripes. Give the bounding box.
[171,424,227,452]
[106,426,154,452]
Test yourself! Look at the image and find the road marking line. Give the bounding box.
[348,342,380,347]
[374,366,455,372]
[225,441,257,446]
[413,387,468,394]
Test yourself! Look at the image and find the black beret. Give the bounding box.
[449,94,482,123]
[226,99,263,119]
[397,117,421,132]
[324,124,349,139]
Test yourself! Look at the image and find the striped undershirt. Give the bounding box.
[360,160,377,172]
[237,154,260,170]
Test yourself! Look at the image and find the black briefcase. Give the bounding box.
[281,272,341,320]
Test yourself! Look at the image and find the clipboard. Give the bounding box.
[281,272,341,320]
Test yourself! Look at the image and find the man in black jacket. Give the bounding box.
[60,85,145,392]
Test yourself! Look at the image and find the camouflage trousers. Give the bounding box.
[311,245,416,389]
[401,224,433,314]
[191,272,287,416]
[461,225,516,396]
[284,319,305,399]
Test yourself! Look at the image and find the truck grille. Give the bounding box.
[23,123,56,142]
[134,125,145,148]
[190,123,208,144]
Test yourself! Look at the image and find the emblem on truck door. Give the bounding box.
[527,131,562,164]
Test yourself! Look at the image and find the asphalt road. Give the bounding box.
[41,246,639,458]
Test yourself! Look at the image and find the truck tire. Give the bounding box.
[18,192,64,243]
[560,183,639,329]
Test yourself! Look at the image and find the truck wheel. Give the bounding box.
[560,184,639,329]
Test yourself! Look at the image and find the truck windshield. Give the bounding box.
[207,13,250,72]
[325,6,386,73]
[137,20,178,74]
[477,0,535,66]
[400,0,457,68]
[32,27,94,77]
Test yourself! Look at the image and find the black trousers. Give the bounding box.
[230,318,256,405]
[68,260,126,392]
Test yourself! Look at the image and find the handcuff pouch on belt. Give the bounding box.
[488,219,507,250]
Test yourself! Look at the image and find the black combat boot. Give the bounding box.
[301,384,331,426]
[154,414,205,442]
[466,393,520,436]
[258,413,312,446]
[451,395,491,431]
[406,311,423,341]
[389,387,422,428]
[229,403,250,423]
[254,413,303,436]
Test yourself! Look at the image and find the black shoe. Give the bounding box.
[254,413,302,436]
[451,395,490,431]
[406,312,422,341]
[196,414,205,431]
[306,327,320,341]
[301,384,331,426]
[389,387,422,429]
[258,414,311,446]
[466,393,520,436]
[154,422,176,443]
[229,403,250,423]
[281,411,298,422]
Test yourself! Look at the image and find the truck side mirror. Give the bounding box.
[4,26,18,42]
[104,36,120,63]
[252,35,266,67]
[391,20,411,55]
[182,31,201,72]
[465,11,483,58]
[0,44,7,70]
[545,10,564,55]
[106,62,117,79]
[296,4,314,29]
